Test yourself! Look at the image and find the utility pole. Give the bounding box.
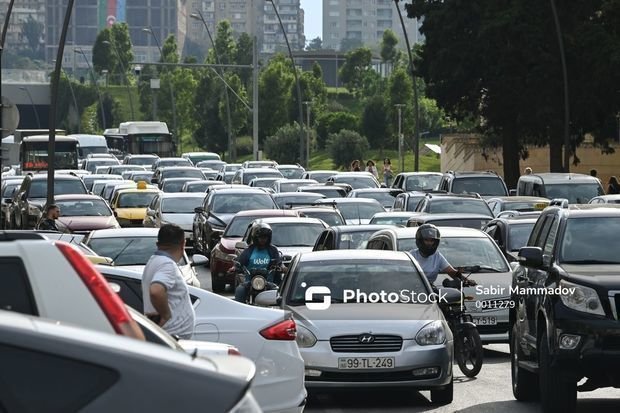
[252,0,259,161]
[303,101,311,166]
[395,104,405,172]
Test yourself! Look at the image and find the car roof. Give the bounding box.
[332,172,374,177]
[274,178,316,183]
[487,196,549,202]
[326,224,395,233]
[316,198,382,204]
[409,213,492,220]
[277,164,304,169]
[159,192,206,199]
[272,192,325,198]
[293,206,340,212]
[398,172,443,176]
[445,171,501,177]
[560,205,620,216]
[254,217,325,225]
[158,166,199,171]
[127,154,159,158]
[380,226,488,239]
[593,194,620,200]
[53,194,106,201]
[489,217,539,225]
[116,188,160,195]
[524,173,600,183]
[28,173,81,181]
[232,209,299,217]
[372,211,420,217]
[425,193,484,200]
[299,249,411,262]
[241,168,282,173]
[210,188,270,195]
[162,177,202,182]
[350,188,400,193]
[88,228,159,238]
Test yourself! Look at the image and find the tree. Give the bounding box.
[386,66,413,134]
[259,54,294,141]
[316,112,360,149]
[110,23,133,78]
[361,95,391,151]
[235,33,253,87]
[265,123,309,164]
[21,15,43,56]
[340,37,363,52]
[327,130,370,169]
[306,37,323,51]
[219,73,248,138]
[312,61,323,80]
[92,29,116,74]
[161,34,179,64]
[211,20,236,65]
[193,70,227,152]
[380,29,399,65]
[339,47,373,95]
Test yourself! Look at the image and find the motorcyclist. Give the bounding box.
[409,224,476,287]
[231,222,284,302]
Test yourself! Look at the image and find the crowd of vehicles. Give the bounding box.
[2,133,620,412]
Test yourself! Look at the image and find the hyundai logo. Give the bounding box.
[358,334,375,344]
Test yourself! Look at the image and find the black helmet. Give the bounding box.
[251,222,272,245]
[415,224,441,257]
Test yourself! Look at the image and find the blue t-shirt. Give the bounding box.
[247,248,271,271]
[410,249,450,284]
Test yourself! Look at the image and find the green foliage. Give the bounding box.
[327,129,369,169]
[259,54,294,141]
[235,33,253,87]
[264,123,307,164]
[212,20,236,65]
[236,136,253,156]
[193,70,226,152]
[339,47,373,95]
[306,37,323,51]
[161,35,179,64]
[219,73,248,137]
[110,23,133,76]
[312,61,323,79]
[380,29,399,63]
[92,29,116,74]
[361,95,391,150]
[316,111,360,149]
[386,66,414,133]
[57,75,98,133]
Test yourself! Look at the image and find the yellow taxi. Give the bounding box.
[110,181,160,227]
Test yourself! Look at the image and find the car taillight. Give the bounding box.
[55,241,145,341]
[228,347,242,356]
[259,318,297,341]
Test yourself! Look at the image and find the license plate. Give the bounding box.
[338,357,395,369]
[473,316,497,325]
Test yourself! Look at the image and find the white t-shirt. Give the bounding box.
[410,249,450,284]
[142,251,195,338]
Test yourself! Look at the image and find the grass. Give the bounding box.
[309,147,440,173]
[106,85,144,121]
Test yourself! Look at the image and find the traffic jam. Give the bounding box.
[1,125,620,413]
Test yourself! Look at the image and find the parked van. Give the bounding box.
[516,173,604,204]
[70,134,109,159]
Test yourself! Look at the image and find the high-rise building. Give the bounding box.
[0,0,46,51]
[322,0,422,51]
[261,0,305,54]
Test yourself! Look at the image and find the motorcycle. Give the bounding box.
[439,266,484,378]
[234,259,282,305]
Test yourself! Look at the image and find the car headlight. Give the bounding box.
[559,280,604,316]
[296,325,317,348]
[415,320,446,346]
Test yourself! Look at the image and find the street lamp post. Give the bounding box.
[142,27,179,153]
[190,11,234,161]
[19,87,41,128]
[265,0,305,166]
[395,103,405,172]
[102,40,136,120]
[75,48,107,129]
[302,101,311,166]
[394,0,420,172]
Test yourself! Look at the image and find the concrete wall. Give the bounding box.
[440,134,620,190]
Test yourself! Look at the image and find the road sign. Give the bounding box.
[1,96,20,138]
[150,79,160,89]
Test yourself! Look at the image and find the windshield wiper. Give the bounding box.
[111,240,135,263]
[562,260,620,265]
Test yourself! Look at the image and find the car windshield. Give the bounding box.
[242,172,283,185]
[188,155,219,164]
[224,216,262,238]
[428,199,492,216]
[128,157,157,166]
[452,177,507,196]
[88,236,186,266]
[164,170,204,179]
[304,187,345,197]
[299,211,344,226]
[117,192,157,208]
[226,165,241,172]
[269,223,325,247]
[163,180,195,192]
[162,197,203,213]
[545,184,604,204]
[129,173,153,183]
[2,183,19,197]
[438,237,509,273]
[508,223,536,252]
[275,195,323,208]
[560,217,620,264]
[355,191,395,207]
[334,176,378,189]
[310,172,336,183]
[405,175,442,191]
[338,230,382,249]
[279,168,304,179]
[56,199,111,217]
[185,183,210,192]
[86,159,118,172]
[252,179,278,188]
[160,160,192,168]
[288,260,426,305]
[196,161,225,169]
[29,180,86,198]
[279,182,306,192]
[78,146,108,157]
[338,203,385,221]
[212,194,275,213]
[370,216,410,226]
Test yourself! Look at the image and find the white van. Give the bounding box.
[70,134,109,159]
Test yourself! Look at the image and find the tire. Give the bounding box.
[211,277,226,293]
[455,327,483,377]
[511,324,539,401]
[431,378,453,405]
[538,329,577,413]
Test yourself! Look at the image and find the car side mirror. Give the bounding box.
[509,189,517,196]
[518,246,543,268]
[255,290,279,307]
[194,207,204,214]
[235,241,248,250]
[190,254,209,267]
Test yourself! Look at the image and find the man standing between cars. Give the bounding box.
[37,204,60,231]
[143,224,195,339]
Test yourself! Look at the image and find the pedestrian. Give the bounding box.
[591,169,598,178]
[524,167,532,175]
[142,224,195,339]
[350,160,361,172]
[365,160,378,178]
[608,176,620,194]
[383,158,393,187]
[37,204,60,231]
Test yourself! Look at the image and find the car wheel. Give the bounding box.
[212,277,226,293]
[430,378,453,405]
[538,329,576,413]
[511,324,539,401]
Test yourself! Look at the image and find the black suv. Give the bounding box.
[11,174,87,229]
[510,204,620,412]
[437,171,509,198]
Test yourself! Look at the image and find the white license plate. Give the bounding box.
[338,357,395,369]
[473,316,497,325]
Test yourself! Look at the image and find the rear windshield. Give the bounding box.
[421,218,489,229]
[545,183,604,204]
[270,223,325,247]
[300,211,344,226]
[354,192,396,207]
[452,177,507,196]
[333,176,378,189]
[163,169,205,179]
[428,199,492,216]
[338,203,385,221]
[338,230,382,249]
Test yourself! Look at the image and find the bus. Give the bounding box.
[21,135,79,172]
[118,121,175,157]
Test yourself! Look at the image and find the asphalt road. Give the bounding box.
[195,266,619,412]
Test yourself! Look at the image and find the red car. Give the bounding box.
[209,209,299,292]
[52,194,121,235]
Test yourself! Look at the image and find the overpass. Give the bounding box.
[1,70,51,134]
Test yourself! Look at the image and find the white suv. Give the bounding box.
[0,231,143,340]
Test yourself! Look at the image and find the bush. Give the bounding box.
[264,123,316,164]
[327,129,369,169]
[236,136,253,156]
[315,111,360,149]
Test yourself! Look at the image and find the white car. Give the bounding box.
[143,192,206,245]
[84,228,203,287]
[98,265,307,413]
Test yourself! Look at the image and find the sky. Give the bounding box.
[300,0,322,41]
